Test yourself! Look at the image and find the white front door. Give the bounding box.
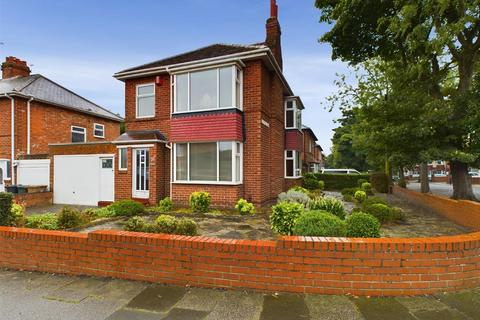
[132,149,149,199]
[99,157,114,202]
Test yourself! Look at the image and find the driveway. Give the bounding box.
[407,182,480,199]
[1,270,479,320]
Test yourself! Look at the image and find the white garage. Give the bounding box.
[53,154,115,206]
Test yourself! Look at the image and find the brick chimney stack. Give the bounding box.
[265,0,282,69]
[2,56,31,79]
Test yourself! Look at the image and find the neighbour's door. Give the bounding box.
[99,157,114,202]
[132,149,149,199]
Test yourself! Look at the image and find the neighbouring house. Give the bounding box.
[49,0,310,207]
[302,125,323,173]
[0,56,122,195]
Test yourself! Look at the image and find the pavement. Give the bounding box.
[1,270,479,320]
[407,182,480,199]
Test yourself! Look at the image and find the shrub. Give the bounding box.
[84,207,116,219]
[314,173,370,190]
[361,182,373,195]
[398,179,407,188]
[363,196,388,206]
[11,203,26,227]
[57,207,84,229]
[293,210,346,237]
[0,192,14,226]
[175,218,198,236]
[341,187,358,202]
[289,186,309,194]
[354,190,367,203]
[278,190,310,207]
[390,207,406,222]
[25,213,59,230]
[157,197,173,213]
[189,191,211,213]
[308,197,345,220]
[364,203,392,223]
[155,214,178,234]
[108,200,144,217]
[302,173,321,190]
[357,179,368,187]
[270,201,304,235]
[124,216,147,232]
[235,199,255,216]
[370,172,390,193]
[345,212,381,238]
[318,180,325,190]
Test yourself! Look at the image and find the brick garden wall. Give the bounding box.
[13,191,52,208]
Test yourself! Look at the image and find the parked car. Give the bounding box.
[321,169,361,175]
[469,172,480,177]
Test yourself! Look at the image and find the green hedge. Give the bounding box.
[313,173,370,190]
[370,172,390,193]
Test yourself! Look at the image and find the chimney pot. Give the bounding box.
[1,56,31,79]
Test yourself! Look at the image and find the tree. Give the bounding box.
[316,0,480,200]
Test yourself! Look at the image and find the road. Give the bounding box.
[407,182,480,199]
[1,269,479,320]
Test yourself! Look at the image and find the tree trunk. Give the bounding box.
[399,166,406,188]
[420,163,430,193]
[451,160,477,201]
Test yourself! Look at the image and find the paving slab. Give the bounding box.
[435,289,480,319]
[89,279,147,303]
[174,287,224,312]
[105,308,163,320]
[161,308,209,320]
[353,297,416,320]
[396,296,471,320]
[43,277,108,303]
[260,294,310,320]
[204,290,263,320]
[305,295,365,320]
[126,284,187,314]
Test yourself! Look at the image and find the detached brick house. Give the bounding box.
[0,56,122,192]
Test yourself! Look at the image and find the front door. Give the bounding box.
[99,157,114,202]
[132,149,149,199]
[0,161,5,193]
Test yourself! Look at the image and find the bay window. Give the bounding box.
[174,142,242,183]
[285,150,301,178]
[136,84,155,118]
[174,65,243,113]
[285,99,302,129]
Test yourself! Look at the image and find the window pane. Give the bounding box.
[190,143,217,181]
[286,110,294,128]
[175,144,188,180]
[138,85,154,95]
[119,148,127,169]
[102,159,113,169]
[176,74,188,112]
[286,159,294,177]
[6,161,11,179]
[219,67,233,108]
[219,142,232,181]
[72,132,85,143]
[190,69,217,110]
[286,101,294,109]
[296,110,302,129]
[236,78,241,108]
[235,155,241,181]
[137,96,155,117]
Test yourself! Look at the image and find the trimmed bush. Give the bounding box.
[57,207,84,229]
[364,203,392,223]
[157,197,173,213]
[361,182,373,195]
[302,173,321,190]
[314,173,370,190]
[108,200,144,217]
[318,180,325,190]
[0,192,14,226]
[289,186,310,194]
[84,207,116,219]
[235,198,255,215]
[11,203,26,227]
[370,172,390,193]
[124,216,147,232]
[363,196,388,206]
[270,201,304,235]
[293,210,346,237]
[278,190,310,207]
[390,207,406,222]
[189,191,211,213]
[354,190,367,203]
[357,179,368,187]
[345,212,381,238]
[308,197,345,220]
[175,218,198,236]
[25,213,59,230]
[155,214,178,234]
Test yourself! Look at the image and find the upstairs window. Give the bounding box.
[174,65,243,113]
[136,84,155,118]
[71,126,86,143]
[285,99,302,129]
[93,123,105,138]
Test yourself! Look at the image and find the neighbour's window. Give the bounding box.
[174,65,243,113]
[285,150,301,178]
[119,148,127,171]
[285,99,302,129]
[71,126,86,143]
[93,123,105,138]
[136,84,155,118]
[174,142,242,183]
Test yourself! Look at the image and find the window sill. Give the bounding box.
[172,107,242,116]
[172,181,243,186]
[132,117,156,122]
[285,176,302,179]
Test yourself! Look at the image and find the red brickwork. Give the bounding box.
[13,192,52,208]
[171,184,243,208]
[285,130,303,151]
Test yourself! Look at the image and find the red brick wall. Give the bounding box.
[285,130,303,151]
[0,227,479,297]
[171,184,243,208]
[13,192,52,208]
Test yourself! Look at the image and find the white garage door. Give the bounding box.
[53,154,114,206]
[17,159,51,189]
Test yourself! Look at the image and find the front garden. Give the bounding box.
[0,172,469,239]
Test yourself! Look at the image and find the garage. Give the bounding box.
[53,154,114,206]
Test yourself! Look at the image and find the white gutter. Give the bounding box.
[27,95,34,154]
[5,94,15,183]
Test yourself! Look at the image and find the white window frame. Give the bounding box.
[93,123,105,138]
[71,126,86,143]
[173,65,243,114]
[285,99,302,130]
[136,83,155,119]
[173,141,243,185]
[0,159,11,180]
[285,150,301,178]
[118,147,127,171]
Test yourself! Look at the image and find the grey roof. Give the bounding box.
[115,130,167,143]
[0,74,122,121]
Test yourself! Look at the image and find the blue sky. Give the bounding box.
[0,0,349,153]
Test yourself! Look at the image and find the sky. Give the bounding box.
[0,0,350,153]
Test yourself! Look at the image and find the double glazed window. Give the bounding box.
[71,126,86,143]
[285,150,301,178]
[93,123,105,138]
[174,142,242,183]
[174,65,242,113]
[118,148,127,171]
[285,99,302,129]
[136,84,155,118]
